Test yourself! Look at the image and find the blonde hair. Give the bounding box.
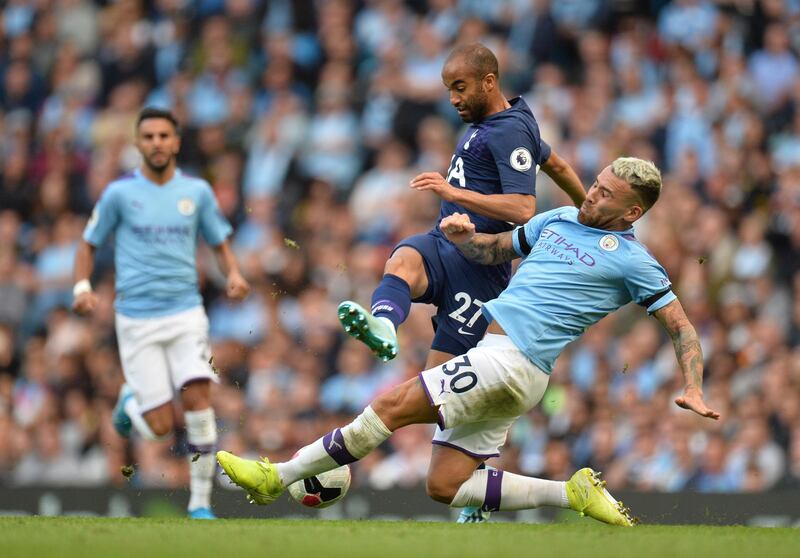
[611,157,662,211]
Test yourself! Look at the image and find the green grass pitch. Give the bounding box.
[1,517,797,558]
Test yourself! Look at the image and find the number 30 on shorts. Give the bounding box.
[442,355,478,394]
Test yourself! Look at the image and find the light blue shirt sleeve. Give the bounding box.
[198,183,232,246]
[512,208,560,257]
[83,185,120,246]
[623,252,677,314]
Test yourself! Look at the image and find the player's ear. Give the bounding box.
[482,73,496,92]
[624,204,643,223]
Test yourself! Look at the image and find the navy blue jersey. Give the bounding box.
[438,97,551,236]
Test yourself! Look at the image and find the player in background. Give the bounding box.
[72,108,250,519]
[338,43,586,522]
[217,157,720,525]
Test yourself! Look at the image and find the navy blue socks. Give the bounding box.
[370,274,411,330]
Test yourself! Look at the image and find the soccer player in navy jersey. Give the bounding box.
[337,43,586,522]
[218,157,720,525]
[72,108,250,519]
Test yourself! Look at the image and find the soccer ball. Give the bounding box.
[287,464,351,508]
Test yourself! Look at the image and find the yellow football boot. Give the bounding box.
[217,451,285,505]
[566,468,636,526]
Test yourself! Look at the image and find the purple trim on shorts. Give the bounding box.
[187,443,215,454]
[322,429,358,465]
[417,372,445,430]
[371,299,406,322]
[431,440,500,460]
[481,469,504,512]
[179,374,219,388]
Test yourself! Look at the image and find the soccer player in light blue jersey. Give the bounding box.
[217,157,721,526]
[72,108,250,519]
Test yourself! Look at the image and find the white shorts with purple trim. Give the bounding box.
[115,306,218,413]
[419,334,549,458]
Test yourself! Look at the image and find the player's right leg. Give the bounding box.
[218,375,439,505]
[113,313,175,441]
[339,240,432,361]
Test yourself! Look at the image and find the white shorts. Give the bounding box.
[419,334,549,458]
[115,306,218,412]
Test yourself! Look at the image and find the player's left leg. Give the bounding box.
[166,306,220,519]
[180,379,217,519]
[446,465,635,526]
[217,376,439,505]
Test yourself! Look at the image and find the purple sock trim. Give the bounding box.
[322,428,358,465]
[371,299,405,322]
[481,469,504,512]
[187,443,215,454]
[370,274,411,327]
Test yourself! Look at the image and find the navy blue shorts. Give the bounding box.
[395,231,509,356]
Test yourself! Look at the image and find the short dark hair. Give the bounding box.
[136,107,179,132]
[446,43,499,80]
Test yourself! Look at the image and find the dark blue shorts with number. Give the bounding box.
[395,229,509,356]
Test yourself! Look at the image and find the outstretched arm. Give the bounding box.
[440,213,518,266]
[652,299,720,420]
[539,149,586,208]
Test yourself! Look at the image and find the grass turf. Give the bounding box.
[1,517,797,558]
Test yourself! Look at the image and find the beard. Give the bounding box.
[143,152,174,173]
[458,92,490,123]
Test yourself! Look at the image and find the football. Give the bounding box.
[287,465,351,508]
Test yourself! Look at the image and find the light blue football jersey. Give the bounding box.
[482,206,676,374]
[83,168,232,318]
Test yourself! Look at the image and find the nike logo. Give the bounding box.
[458,328,475,336]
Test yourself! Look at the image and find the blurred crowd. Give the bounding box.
[1,0,800,496]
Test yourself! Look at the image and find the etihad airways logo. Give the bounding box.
[535,228,596,266]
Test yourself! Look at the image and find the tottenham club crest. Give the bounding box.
[177,198,196,216]
[599,234,619,252]
[510,147,532,172]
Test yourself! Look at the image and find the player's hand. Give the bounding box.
[226,271,250,301]
[72,292,98,315]
[410,172,456,201]
[675,386,720,420]
[440,213,476,244]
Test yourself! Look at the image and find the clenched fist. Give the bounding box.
[226,271,251,301]
[73,291,99,315]
[440,213,476,245]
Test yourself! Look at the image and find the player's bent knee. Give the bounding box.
[370,389,405,429]
[143,408,174,438]
[149,421,172,438]
[384,250,424,288]
[425,476,459,505]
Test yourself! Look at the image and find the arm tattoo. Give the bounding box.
[656,301,704,390]
[670,326,704,390]
[455,232,518,265]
